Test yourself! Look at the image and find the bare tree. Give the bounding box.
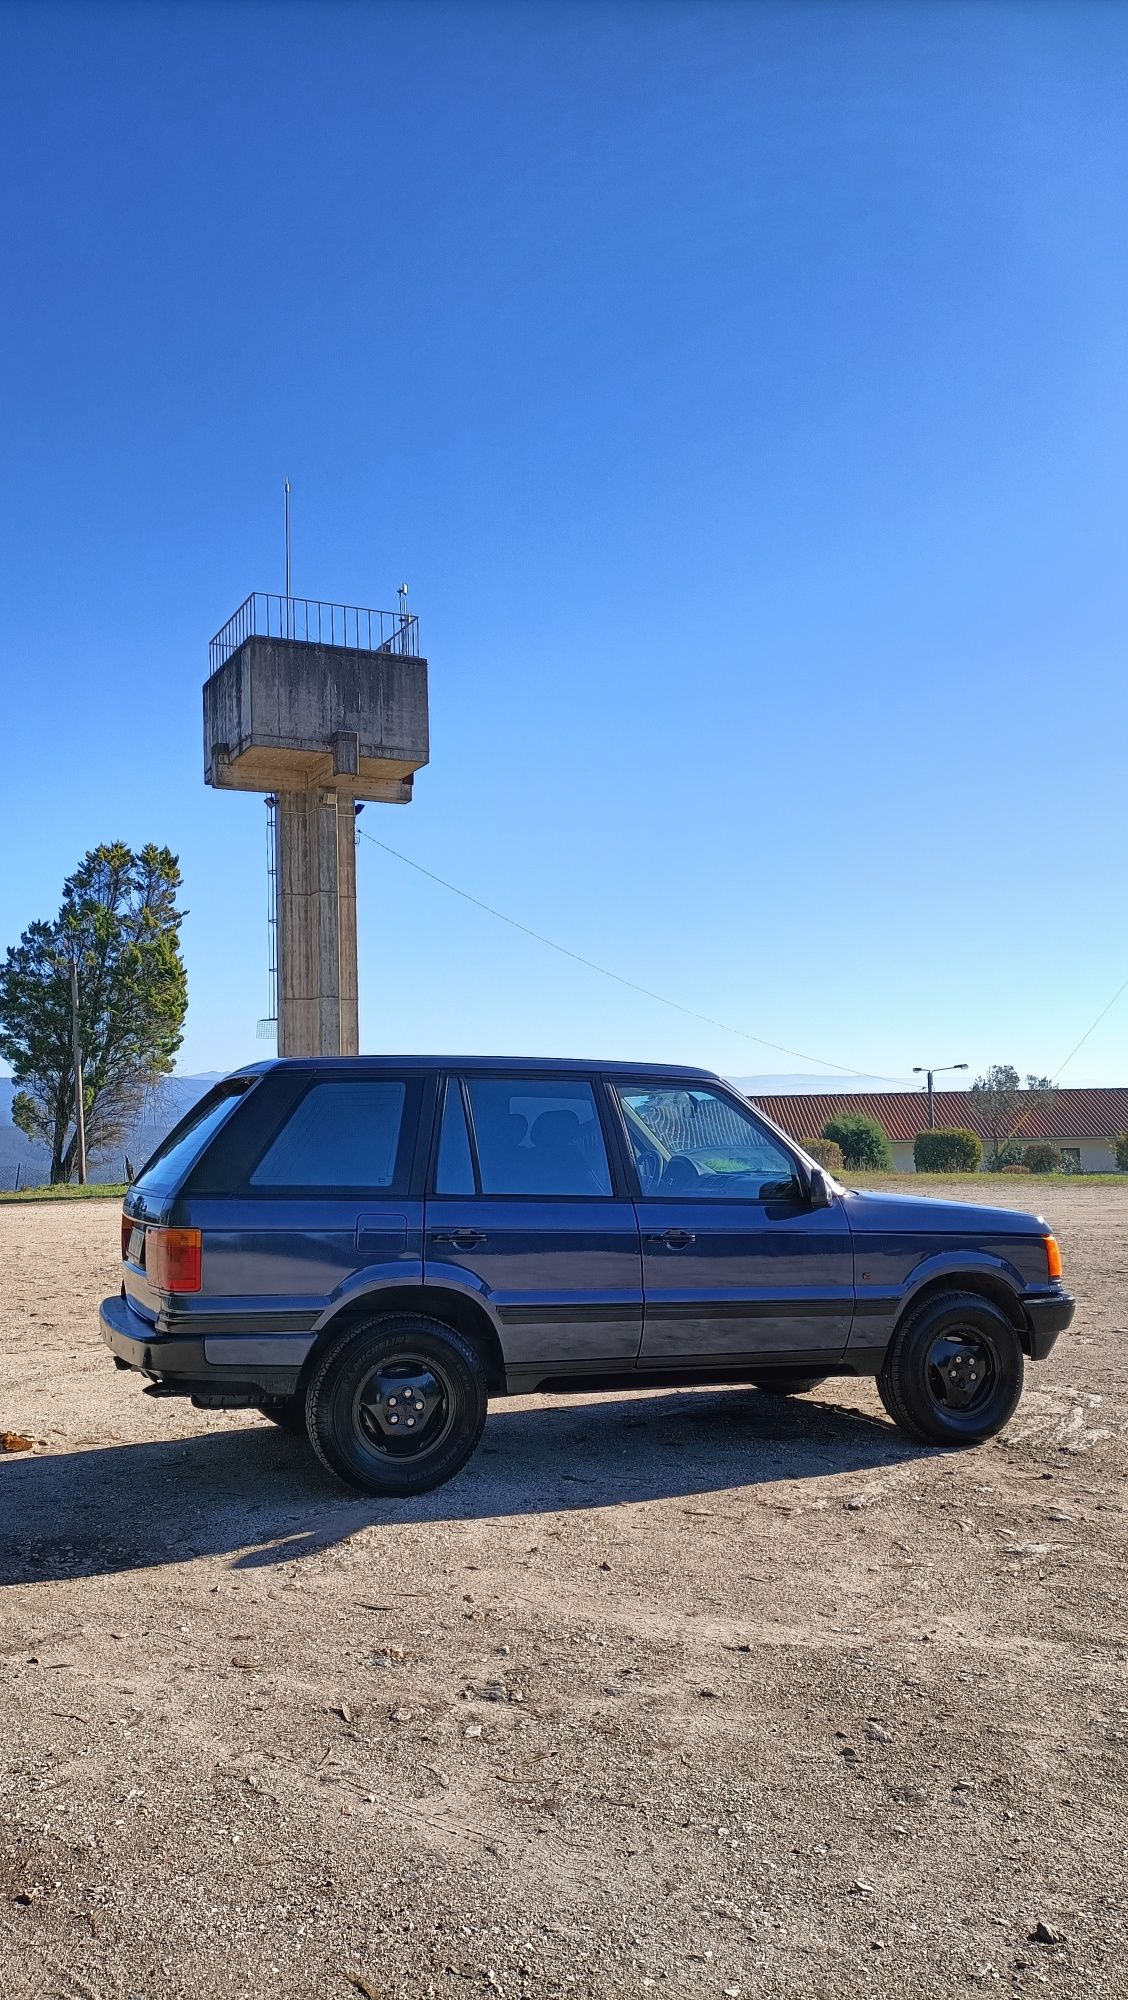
[970,1064,1058,1165]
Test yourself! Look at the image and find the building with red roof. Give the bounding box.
[748,1087,1128,1173]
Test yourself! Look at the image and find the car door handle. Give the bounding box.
[646,1228,695,1248]
[431,1229,487,1249]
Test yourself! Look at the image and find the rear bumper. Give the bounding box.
[99,1294,304,1401]
[1024,1290,1075,1361]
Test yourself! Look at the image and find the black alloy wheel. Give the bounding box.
[924,1332,996,1416]
[353,1354,457,1459]
[877,1291,1024,1446]
[305,1313,488,1496]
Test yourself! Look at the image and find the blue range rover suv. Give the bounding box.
[100,1057,1074,1495]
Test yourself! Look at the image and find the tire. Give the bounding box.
[877,1291,1024,1446]
[260,1400,307,1434]
[748,1373,828,1397]
[305,1313,488,1497]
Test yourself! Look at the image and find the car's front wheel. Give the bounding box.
[876,1291,1024,1446]
[305,1314,488,1496]
[748,1372,828,1397]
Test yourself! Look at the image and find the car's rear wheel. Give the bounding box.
[305,1314,488,1496]
[877,1291,1024,1446]
[748,1372,828,1397]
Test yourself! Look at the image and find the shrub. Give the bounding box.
[822,1113,891,1171]
[1022,1142,1061,1174]
[984,1139,1025,1171]
[1115,1133,1128,1172]
[913,1127,982,1174]
[801,1136,844,1172]
[999,1162,1031,1175]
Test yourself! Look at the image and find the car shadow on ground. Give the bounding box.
[0,1385,930,1587]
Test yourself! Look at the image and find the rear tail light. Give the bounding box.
[1044,1234,1063,1282]
[121,1213,133,1261]
[146,1227,203,1294]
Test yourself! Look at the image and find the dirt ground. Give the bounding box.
[1,1184,1125,2000]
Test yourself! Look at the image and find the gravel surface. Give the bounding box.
[1,1185,1125,1999]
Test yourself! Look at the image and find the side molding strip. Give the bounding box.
[203,1334,317,1368]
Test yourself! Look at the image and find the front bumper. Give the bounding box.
[1024,1289,1075,1361]
[99,1294,304,1401]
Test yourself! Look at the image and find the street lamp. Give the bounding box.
[913,1062,968,1130]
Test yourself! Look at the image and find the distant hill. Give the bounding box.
[727,1073,918,1096]
[0,1074,222,1191]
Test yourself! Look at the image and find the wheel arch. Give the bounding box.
[298,1284,507,1395]
[892,1271,1031,1348]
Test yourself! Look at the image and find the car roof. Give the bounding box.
[232,1055,722,1081]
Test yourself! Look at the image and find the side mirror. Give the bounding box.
[807,1165,834,1209]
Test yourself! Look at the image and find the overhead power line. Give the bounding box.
[1001,968,1128,1148]
[355,825,908,1082]
[1048,970,1128,1084]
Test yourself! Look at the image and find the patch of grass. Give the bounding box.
[0,1183,126,1204]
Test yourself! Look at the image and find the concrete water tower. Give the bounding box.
[203,591,429,1056]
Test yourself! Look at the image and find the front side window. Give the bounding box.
[250,1080,408,1190]
[464,1078,612,1197]
[614,1084,798,1200]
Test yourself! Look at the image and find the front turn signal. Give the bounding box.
[1043,1234,1063,1282]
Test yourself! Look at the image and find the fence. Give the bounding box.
[209,593,420,673]
[0,1159,130,1193]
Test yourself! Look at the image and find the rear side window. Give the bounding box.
[249,1080,408,1190]
[463,1077,612,1197]
[133,1081,252,1197]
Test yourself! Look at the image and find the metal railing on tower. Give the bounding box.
[209,593,420,674]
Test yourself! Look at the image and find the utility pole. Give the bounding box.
[912,1061,968,1129]
[69,956,87,1185]
[284,479,292,636]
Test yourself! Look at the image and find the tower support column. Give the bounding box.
[275,788,360,1057]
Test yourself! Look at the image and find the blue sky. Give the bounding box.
[1,0,1126,1086]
